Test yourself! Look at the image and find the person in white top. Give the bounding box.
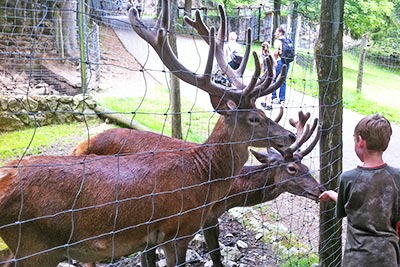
[225,32,242,70]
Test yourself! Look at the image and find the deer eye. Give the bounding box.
[249,115,260,124]
[287,165,297,174]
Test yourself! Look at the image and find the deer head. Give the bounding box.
[248,110,324,199]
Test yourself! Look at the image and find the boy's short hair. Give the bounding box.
[354,114,392,152]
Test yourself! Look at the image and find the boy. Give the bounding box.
[260,42,275,110]
[320,114,400,267]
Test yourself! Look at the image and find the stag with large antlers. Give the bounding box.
[0,2,294,267]
[71,111,324,267]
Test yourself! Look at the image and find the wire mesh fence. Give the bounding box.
[0,0,397,266]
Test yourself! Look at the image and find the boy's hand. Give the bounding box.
[319,190,338,202]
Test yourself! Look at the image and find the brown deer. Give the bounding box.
[0,1,295,267]
[71,112,325,267]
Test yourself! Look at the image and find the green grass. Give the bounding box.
[97,84,218,144]
[281,254,319,267]
[288,49,400,124]
[0,120,100,164]
[245,43,400,123]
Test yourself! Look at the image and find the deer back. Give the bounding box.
[0,147,239,265]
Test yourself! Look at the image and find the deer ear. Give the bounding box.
[249,149,269,163]
[251,148,282,165]
[266,147,284,165]
[210,95,237,115]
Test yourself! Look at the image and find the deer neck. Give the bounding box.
[224,165,280,209]
[202,116,250,173]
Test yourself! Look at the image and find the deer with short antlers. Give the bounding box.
[71,111,325,267]
[0,1,295,267]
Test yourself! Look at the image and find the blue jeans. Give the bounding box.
[272,60,290,102]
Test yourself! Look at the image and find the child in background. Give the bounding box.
[260,41,276,110]
[320,114,400,267]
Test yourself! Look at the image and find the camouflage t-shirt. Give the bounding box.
[336,164,400,267]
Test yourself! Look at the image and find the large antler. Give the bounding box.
[183,5,282,95]
[128,0,287,108]
[285,111,321,160]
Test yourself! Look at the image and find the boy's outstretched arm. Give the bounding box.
[319,190,338,202]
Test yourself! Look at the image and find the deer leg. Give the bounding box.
[163,239,191,267]
[203,224,223,267]
[1,252,63,267]
[140,248,157,267]
[0,229,64,267]
[0,250,14,267]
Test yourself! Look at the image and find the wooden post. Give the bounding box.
[169,0,182,139]
[315,0,344,266]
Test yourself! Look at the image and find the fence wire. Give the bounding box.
[0,1,397,267]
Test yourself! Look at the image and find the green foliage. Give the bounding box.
[281,254,319,267]
[0,237,7,251]
[343,91,398,124]
[291,0,321,22]
[344,0,394,39]
[212,0,253,15]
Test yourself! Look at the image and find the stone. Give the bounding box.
[221,246,241,262]
[236,240,248,250]
[255,233,263,240]
[0,113,25,131]
[7,97,23,113]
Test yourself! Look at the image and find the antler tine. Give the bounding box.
[256,54,274,87]
[185,5,251,90]
[235,29,252,78]
[296,124,322,159]
[243,51,262,95]
[128,0,245,103]
[274,106,284,123]
[184,9,210,43]
[249,63,287,100]
[284,111,311,156]
[289,111,311,134]
[303,118,318,143]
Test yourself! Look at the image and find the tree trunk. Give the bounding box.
[60,1,79,58]
[273,0,281,42]
[315,0,344,266]
[289,1,299,41]
[184,0,192,18]
[169,0,182,139]
[356,34,368,93]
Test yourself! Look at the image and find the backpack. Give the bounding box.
[280,38,295,64]
[231,50,243,65]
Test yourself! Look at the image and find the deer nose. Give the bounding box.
[318,184,327,193]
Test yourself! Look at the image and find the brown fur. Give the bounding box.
[71,128,325,267]
[0,103,294,267]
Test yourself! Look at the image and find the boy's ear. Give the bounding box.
[358,136,367,148]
